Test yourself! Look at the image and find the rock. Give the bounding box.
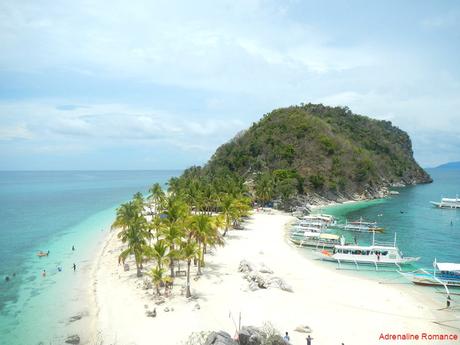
[68,314,83,323]
[164,307,170,312]
[266,277,293,292]
[146,308,157,318]
[204,331,238,345]
[294,325,312,333]
[155,298,165,305]
[239,326,263,345]
[248,281,259,291]
[258,264,273,274]
[238,260,255,273]
[64,334,80,344]
[193,303,200,310]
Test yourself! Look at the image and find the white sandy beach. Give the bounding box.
[92,211,459,345]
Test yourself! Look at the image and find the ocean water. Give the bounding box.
[0,170,180,345]
[320,168,460,269]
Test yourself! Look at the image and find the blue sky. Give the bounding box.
[0,0,459,170]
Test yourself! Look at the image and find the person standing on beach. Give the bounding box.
[72,263,76,271]
[306,335,313,345]
[447,295,451,308]
[283,331,290,342]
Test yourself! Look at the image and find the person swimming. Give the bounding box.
[5,276,10,282]
[58,266,62,272]
[42,270,46,277]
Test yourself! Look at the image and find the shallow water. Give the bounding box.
[0,170,180,345]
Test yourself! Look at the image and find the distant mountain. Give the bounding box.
[434,161,460,170]
[202,103,432,200]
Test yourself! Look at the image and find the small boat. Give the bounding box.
[389,191,400,195]
[430,196,460,209]
[290,233,343,249]
[316,233,419,269]
[400,260,460,287]
[36,251,49,257]
[339,218,384,233]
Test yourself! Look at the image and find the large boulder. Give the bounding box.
[238,326,263,345]
[204,331,238,345]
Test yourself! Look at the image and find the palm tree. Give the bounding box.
[161,196,189,277]
[255,173,274,206]
[162,225,184,277]
[181,241,199,298]
[148,183,166,214]
[150,267,166,295]
[118,218,149,277]
[147,239,169,271]
[190,214,223,274]
[220,195,238,236]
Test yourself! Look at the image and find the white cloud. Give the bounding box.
[0,124,33,140]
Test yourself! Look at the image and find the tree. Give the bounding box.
[148,183,166,214]
[181,241,199,298]
[150,267,166,296]
[255,173,274,206]
[118,219,149,277]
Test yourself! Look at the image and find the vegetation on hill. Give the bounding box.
[201,103,431,204]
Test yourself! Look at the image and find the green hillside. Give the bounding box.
[201,104,431,202]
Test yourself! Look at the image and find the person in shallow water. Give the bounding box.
[5,276,10,282]
[58,266,62,272]
[72,263,76,271]
[42,270,46,277]
[72,245,75,251]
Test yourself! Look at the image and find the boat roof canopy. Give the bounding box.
[436,263,460,272]
[319,233,340,240]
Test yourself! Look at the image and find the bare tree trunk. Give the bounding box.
[197,245,202,275]
[186,260,192,298]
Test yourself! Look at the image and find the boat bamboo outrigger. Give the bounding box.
[338,217,384,233]
[290,233,343,249]
[316,232,419,270]
[400,259,460,288]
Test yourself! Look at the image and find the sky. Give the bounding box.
[0,0,459,170]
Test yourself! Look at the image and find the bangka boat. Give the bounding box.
[316,233,419,269]
[299,214,336,225]
[400,261,460,287]
[290,233,343,249]
[338,218,384,233]
[430,196,460,209]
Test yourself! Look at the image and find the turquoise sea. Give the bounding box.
[320,168,460,269]
[0,170,180,345]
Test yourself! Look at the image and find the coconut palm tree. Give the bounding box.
[190,214,223,274]
[147,239,169,270]
[160,196,190,276]
[148,183,166,214]
[181,241,199,298]
[150,267,166,295]
[118,218,149,277]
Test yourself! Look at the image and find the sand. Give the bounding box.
[92,210,459,345]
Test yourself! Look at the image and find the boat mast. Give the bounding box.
[394,232,397,247]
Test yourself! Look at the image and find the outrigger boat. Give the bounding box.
[290,232,343,249]
[316,233,419,270]
[299,214,336,225]
[338,217,384,233]
[400,260,460,287]
[430,196,460,209]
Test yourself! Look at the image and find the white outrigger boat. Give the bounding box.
[400,260,460,288]
[338,218,384,233]
[430,196,460,209]
[316,233,419,270]
[299,214,336,225]
[290,232,343,249]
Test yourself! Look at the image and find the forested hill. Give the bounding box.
[202,103,431,201]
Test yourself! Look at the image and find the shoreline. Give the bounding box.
[92,210,458,345]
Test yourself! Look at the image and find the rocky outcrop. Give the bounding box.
[238,260,293,292]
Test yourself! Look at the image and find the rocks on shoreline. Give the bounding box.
[238,260,292,292]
